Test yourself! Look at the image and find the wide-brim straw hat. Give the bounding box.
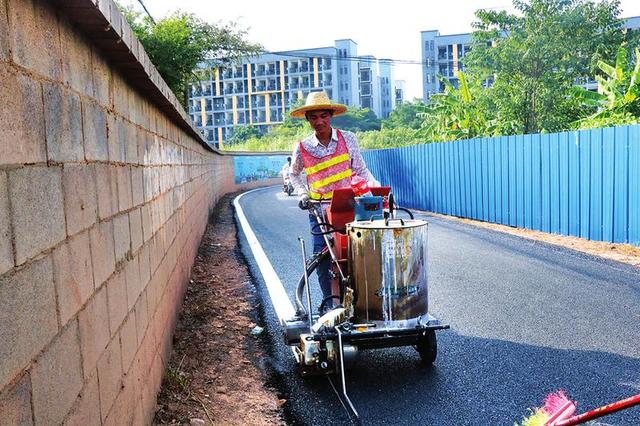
[289,91,347,118]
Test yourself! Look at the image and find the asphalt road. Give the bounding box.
[235,185,640,426]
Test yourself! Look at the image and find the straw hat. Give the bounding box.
[289,91,347,118]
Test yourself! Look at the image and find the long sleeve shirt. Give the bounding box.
[290,128,379,195]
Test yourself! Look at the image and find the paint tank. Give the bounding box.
[347,219,428,328]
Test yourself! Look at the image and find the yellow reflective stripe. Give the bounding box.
[309,190,333,200]
[310,168,352,190]
[304,153,350,175]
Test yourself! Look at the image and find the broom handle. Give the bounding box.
[555,393,640,426]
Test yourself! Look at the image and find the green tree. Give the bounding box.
[226,125,262,145]
[464,0,633,134]
[331,107,381,131]
[572,43,640,128]
[418,72,505,141]
[382,100,426,130]
[119,5,262,103]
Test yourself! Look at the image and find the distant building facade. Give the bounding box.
[188,39,404,148]
[421,16,640,103]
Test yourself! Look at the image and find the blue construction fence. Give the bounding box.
[362,125,640,246]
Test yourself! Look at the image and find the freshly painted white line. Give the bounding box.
[234,187,296,324]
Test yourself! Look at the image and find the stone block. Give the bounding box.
[112,74,129,119]
[0,257,57,389]
[0,172,13,275]
[107,114,126,164]
[91,48,110,107]
[31,321,83,426]
[97,337,123,422]
[0,64,46,166]
[43,83,84,163]
[78,286,110,379]
[52,231,94,326]
[94,164,119,220]
[104,388,136,426]
[89,220,116,287]
[0,373,33,425]
[134,292,149,345]
[82,101,108,161]
[129,208,143,253]
[125,257,141,311]
[125,122,138,164]
[8,166,65,265]
[8,0,62,80]
[119,311,137,372]
[63,164,98,236]
[62,372,100,426]
[117,166,133,212]
[0,0,9,61]
[140,203,153,243]
[60,19,93,97]
[106,270,127,337]
[112,213,131,264]
[131,166,144,207]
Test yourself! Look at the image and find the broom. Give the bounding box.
[517,391,640,426]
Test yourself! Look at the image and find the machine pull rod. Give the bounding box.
[298,237,314,333]
[336,326,359,420]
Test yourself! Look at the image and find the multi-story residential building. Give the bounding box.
[188,39,400,148]
[421,16,640,103]
[394,80,406,105]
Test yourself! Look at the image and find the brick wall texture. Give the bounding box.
[0,0,252,424]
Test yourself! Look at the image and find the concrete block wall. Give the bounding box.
[0,0,240,424]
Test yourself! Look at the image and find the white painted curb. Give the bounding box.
[234,187,296,324]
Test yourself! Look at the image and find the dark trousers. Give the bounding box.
[309,213,332,301]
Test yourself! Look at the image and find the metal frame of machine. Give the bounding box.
[283,187,449,418]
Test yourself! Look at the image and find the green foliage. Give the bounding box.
[356,128,425,149]
[331,108,381,131]
[382,101,425,130]
[226,125,262,145]
[464,0,632,134]
[118,5,262,103]
[572,43,640,128]
[417,72,508,141]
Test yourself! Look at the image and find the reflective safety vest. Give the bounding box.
[299,130,352,200]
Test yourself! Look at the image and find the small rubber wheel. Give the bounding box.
[416,330,437,365]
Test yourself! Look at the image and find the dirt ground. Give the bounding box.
[153,193,639,426]
[153,193,285,426]
[427,212,640,268]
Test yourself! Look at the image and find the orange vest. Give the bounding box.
[299,130,352,200]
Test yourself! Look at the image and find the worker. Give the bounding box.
[289,91,379,312]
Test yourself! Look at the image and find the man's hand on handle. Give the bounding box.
[298,194,310,210]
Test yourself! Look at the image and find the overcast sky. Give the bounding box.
[122,0,640,100]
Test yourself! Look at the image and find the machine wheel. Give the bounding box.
[287,184,294,196]
[416,330,437,365]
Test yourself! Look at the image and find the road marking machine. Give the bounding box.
[283,187,449,418]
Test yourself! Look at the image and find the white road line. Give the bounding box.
[234,187,296,324]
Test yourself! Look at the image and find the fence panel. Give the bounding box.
[362,124,640,246]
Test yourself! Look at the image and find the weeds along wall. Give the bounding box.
[364,127,640,246]
[0,0,267,423]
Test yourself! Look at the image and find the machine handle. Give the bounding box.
[385,218,405,226]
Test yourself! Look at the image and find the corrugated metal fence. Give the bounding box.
[362,125,640,246]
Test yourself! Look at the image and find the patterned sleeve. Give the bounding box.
[343,131,380,186]
[289,143,307,195]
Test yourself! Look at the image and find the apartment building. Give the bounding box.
[188,39,402,148]
[421,16,640,103]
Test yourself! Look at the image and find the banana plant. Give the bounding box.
[572,43,640,129]
[418,71,497,142]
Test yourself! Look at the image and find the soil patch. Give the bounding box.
[427,212,640,268]
[153,193,285,426]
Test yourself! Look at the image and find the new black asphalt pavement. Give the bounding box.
[235,185,640,426]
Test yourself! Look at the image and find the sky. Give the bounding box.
[123,0,640,101]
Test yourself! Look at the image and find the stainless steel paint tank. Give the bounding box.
[347,219,428,328]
